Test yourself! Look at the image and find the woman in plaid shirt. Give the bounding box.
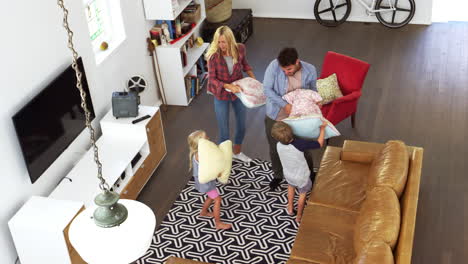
[206,26,256,163]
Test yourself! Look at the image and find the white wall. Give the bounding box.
[0,1,158,263]
[233,0,433,25]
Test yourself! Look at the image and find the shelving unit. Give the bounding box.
[145,0,209,106]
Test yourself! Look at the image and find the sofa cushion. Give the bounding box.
[353,240,394,264]
[310,146,370,212]
[354,187,401,253]
[368,140,409,197]
[290,203,358,264]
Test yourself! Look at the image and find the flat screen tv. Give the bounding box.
[12,58,95,183]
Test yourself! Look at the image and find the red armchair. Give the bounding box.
[319,51,370,128]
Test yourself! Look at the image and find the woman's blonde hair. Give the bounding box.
[205,26,239,64]
[187,130,206,171]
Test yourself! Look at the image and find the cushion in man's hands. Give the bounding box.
[282,89,323,117]
[198,139,232,184]
[283,114,340,140]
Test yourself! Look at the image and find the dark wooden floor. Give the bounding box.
[138,19,468,264]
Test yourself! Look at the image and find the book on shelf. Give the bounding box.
[184,75,200,101]
[181,50,188,67]
[196,76,200,95]
[175,18,182,38]
[191,77,196,97]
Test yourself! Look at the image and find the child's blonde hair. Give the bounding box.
[205,26,239,64]
[187,130,206,171]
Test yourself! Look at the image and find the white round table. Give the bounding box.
[69,199,156,264]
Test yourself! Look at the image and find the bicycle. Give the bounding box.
[313,0,416,29]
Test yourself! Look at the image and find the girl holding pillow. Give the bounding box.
[206,26,256,163]
[188,130,232,230]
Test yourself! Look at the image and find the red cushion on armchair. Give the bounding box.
[319,52,370,126]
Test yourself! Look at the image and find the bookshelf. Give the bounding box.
[145,0,209,106]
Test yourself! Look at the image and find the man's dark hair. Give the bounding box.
[277,48,299,67]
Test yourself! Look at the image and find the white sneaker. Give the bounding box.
[233,152,253,163]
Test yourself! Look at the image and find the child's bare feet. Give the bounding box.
[296,215,302,223]
[287,206,294,216]
[200,211,214,217]
[215,221,232,230]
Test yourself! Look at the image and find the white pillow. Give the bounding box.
[282,89,322,117]
[198,139,232,184]
[231,77,266,108]
[282,114,340,140]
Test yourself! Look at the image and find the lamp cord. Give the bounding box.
[57,0,109,191]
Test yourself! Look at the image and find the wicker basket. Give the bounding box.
[205,0,232,23]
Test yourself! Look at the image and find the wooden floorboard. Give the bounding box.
[138,19,468,264]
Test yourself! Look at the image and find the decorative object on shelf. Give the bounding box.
[196,36,204,47]
[161,21,172,42]
[100,41,109,50]
[205,0,232,23]
[56,0,155,263]
[127,75,147,94]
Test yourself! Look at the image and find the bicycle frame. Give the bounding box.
[332,0,396,13]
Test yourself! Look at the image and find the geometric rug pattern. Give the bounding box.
[136,159,299,264]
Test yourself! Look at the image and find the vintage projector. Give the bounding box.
[112,76,147,118]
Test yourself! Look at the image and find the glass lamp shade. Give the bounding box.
[68,199,156,264]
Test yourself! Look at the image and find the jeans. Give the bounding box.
[213,97,246,145]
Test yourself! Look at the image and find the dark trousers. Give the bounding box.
[264,116,315,180]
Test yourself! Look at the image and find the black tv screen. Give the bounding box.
[12,58,95,183]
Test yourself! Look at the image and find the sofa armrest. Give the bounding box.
[340,140,385,164]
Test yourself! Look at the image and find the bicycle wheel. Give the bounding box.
[375,0,416,28]
[314,0,352,27]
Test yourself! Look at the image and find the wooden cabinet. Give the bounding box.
[50,106,166,207]
[121,109,166,199]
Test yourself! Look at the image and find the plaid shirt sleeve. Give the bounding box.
[207,53,234,101]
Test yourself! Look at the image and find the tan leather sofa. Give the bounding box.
[288,140,423,264]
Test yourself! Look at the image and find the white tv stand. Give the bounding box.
[50,105,167,208]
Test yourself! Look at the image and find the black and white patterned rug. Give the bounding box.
[137,159,299,264]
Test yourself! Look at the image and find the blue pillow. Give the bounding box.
[282,114,340,140]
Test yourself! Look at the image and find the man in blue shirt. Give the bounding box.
[263,47,318,191]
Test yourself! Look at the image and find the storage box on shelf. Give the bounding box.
[50,105,167,207]
[145,0,209,106]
